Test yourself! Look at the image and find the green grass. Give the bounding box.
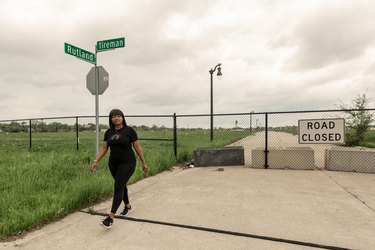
[0,129,250,239]
[175,129,250,161]
[344,129,375,147]
[0,150,105,238]
[359,130,375,148]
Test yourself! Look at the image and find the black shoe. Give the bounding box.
[101,216,113,229]
[120,205,132,216]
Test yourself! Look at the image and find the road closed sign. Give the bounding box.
[299,118,345,144]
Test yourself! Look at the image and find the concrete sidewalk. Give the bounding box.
[2,167,375,250]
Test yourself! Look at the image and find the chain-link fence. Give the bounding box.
[0,115,175,152]
[1,109,374,173]
[177,110,375,174]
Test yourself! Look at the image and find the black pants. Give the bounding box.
[108,161,136,214]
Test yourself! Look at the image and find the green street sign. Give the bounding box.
[64,42,96,64]
[96,37,125,51]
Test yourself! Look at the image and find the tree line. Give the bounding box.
[0,121,173,133]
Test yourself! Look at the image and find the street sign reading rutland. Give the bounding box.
[96,37,125,51]
[64,43,96,64]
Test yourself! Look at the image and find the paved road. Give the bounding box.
[2,166,375,250]
[2,132,375,249]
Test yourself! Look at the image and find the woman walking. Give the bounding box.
[91,109,148,228]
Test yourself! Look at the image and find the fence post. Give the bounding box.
[29,119,32,149]
[249,110,254,133]
[264,113,269,169]
[76,117,79,150]
[173,113,177,157]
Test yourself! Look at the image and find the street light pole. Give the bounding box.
[209,63,222,142]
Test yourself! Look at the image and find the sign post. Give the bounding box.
[92,37,125,154]
[65,37,125,154]
[94,58,100,154]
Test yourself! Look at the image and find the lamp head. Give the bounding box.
[217,66,222,80]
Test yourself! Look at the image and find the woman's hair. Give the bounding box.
[108,109,127,129]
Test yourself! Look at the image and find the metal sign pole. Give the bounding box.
[95,46,99,155]
[65,38,125,155]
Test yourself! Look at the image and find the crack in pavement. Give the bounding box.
[321,171,375,213]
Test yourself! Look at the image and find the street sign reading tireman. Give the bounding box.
[96,37,125,51]
[86,66,109,95]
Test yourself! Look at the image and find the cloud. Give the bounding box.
[279,1,375,71]
[1,0,375,122]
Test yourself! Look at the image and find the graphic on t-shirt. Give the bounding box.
[110,133,121,141]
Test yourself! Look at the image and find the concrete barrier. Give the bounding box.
[325,148,375,174]
[194,146,244,167]
[252,147,315,170]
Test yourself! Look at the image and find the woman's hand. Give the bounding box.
[91,161,98,173]
[142,162,148,173]
[91,142,108,173]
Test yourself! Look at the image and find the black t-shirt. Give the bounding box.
[104,126,138,163]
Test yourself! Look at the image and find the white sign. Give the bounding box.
[299,118,345,144]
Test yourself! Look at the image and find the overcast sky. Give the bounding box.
[1,0,375,121]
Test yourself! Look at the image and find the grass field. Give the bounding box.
[0,129,250,239]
